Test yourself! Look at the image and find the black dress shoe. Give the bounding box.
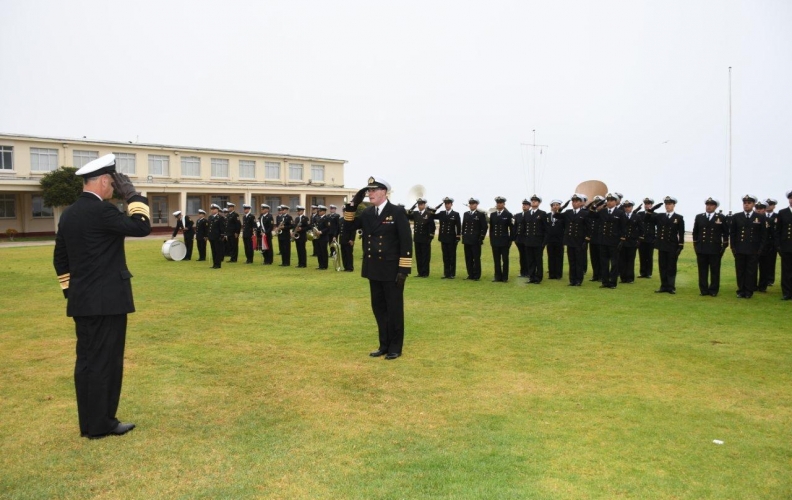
[737,293,746,298]
[711,292,718,297]
[86,422,135,439]
[699,293,709,296]
[782,296,791,301]
[384,353,401,360]
[369,349,387,357]
[589,278,599,282]
[668,290,676,294]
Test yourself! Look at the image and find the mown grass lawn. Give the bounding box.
[1,239,790,499]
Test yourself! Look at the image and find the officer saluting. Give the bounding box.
[554,193,589,286]
[619,200,643,284]
[645,196,684,294]
[692,197,729,296]
[638,197,657,278]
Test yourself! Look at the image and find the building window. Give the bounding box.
[114,153,136,175]
[289,196,300,211]
[181,156,201,177]
[211,158,229,178]
[265,162,280,180]
[311,196,325,207]
[265,196,280,209]
[73,150,99,168]
[239,160,255,179]
[311,164,325,182]
[211,195,230,208]
[0,194,16,218]
[32,195,53,218]
[151,196,168,224]
[187,196,201,215]
[148,155,170,176]
[0,146,13,170]
[31,148,58,172]
[289,163,303,181]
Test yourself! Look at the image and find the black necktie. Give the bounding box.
[376,207,380,217]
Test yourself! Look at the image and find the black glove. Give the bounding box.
[395,273,407,288]
[434,203,444,211]
[351,187,367,206]
[110,172,140,201]
[62,288,68,299]
[676,245,683,257]
[408,202,418,212]
[650,203,663,212]
[559,200,570,211]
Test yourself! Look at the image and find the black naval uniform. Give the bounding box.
[411,207,436,277]
[554,208,589,285]
[277,212,294,266]
[339,216,355,271]
[638,209,656,278]
[242,211,257,263]
[592,206,627,288]
[208,211,226,268]
[521,208,546,283]
[587,213,603,281]
[646,211,685,293]
[172,215,194,260]
[310,211,320,256]
[435,209,461,278]
[776,205,792,300]
[195,216,208,261]
[461,209,488,280]
[258,212,274,264]
[758,212,777,291]
[692,211,729,296]
[328,210,341,265]
[293,213,310,267]
[513,210,528,277]
[764,210,779,287]
[315,213,332,269]
[545,211,565,279]
[619,210,643,283]
[490,209,514,282]
[226,209,241,262]
[730,210,766,298]
[53,191,151,437]
[344,200,413,356]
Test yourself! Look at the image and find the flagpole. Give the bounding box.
[728,66,732,213]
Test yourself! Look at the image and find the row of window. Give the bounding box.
[0,194,53,219]
[0,146,326,182]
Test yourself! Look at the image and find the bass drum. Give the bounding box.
[161,239,187,261]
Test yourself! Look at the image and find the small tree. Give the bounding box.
[39,167,83,232]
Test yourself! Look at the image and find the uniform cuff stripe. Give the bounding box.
[399,258,412,267]
[128,202,150,218]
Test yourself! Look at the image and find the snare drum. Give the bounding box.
[161,239,187,261]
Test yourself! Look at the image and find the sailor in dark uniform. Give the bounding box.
[194,209,208,261]
[644,196,685,294]
[618,200,643,283]
[53,153,151,438]
[207,204,226,269]
[590,193,626,289]
[461,197,488,281]
[490,196,514,282]
[241,204,256,263]
[225,202,241,262]
[756,199,775,292]
[310,205,319,257]
[343,176,412,360]
[435,197,461,279]
[328,204,341,262]
[410,197,436,277]
[776,190,792,300]
[277,205,294,266]
[171,210,194,260]
[545,199,566,280]
[514,199,530,277]
[692,197,729,296]
[553,194,589,286]
[293,205,310,268]
[638,197,657,278]
[587,195,605,282]
[314,205,331,269]
[522,194,546,284]
[764,198,779,286]
[339,207,356,272]
[257,204,274,265]
[731,194,767,298]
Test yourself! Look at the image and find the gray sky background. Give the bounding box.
[2,0,790,219]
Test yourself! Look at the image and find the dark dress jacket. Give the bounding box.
[346,201,413,281]
[411,209,436,243]
[53,192,151,317]
[461,210,488,245]
[172,215,194,239]
[777,207,792,253]
[555,209,588,248]
[195,217,208,239]
[645,212,685,252]
[730,211,766,255]
[692,212,729,255]
[622,212,643,247]
[521,209,546,247]
[435,210,461,244]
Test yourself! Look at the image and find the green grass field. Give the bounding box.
[1,239,790,499]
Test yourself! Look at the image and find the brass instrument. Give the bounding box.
[307,225,320,241]
[331,238,343,271]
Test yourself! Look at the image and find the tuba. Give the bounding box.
[331,238,343,271]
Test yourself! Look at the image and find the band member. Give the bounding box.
[522,194,546,284]
[208,204,225,269]
[410,197,436,277]
[461,197,488,281]
[490,196,513,282]
[638,197,657,278]
[776,190,792,301]
[344,177,412,360]
[559,194,589,286]
[731,194,767,298]
[293,205,310,268]
[225,202,241,262]
[435,197,461,279]
[591,193,626,289]
[221,207,230,256]
[619,200,643,283]
[310,205,319,257]
[314,205,331,269]
[339,209,355,272]
[692,197,729,296]
[53,154,151,439]
[277,205,294,266]
[756,199,775,292]
[257,204,274,265]
[241,204,256,264]
[545,200,566,280]
[195,209,207,261]
[171,210,194,260]
[587,195,605,282]
[645,196,685,294]
[764,198,779,286]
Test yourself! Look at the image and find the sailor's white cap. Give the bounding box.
[366,176,391,191]
[75,153,116,178]
[173,210,182,217]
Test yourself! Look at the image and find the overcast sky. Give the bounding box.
[2,0,790,218]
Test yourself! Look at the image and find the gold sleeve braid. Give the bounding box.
[58,273,70,290]
[127,201,150,219]
[399,257,412,267]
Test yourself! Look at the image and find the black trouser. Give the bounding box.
[696,252,722,295]
[758,251,776,290]
[316,239,329,269]
[279,236,291,265]
[567,245,586,284]
[599,244,619,287]
[196,238,207,261]
[781,252,792,298]
[311,240,318,256]
[441,241,458,277]
[183,233,194,260]
[369,279,405,355]
[464,243,482,279]
[546,242,564,279]
[295,237,307,266]
[210,239,223,268]
[525,244,544,283]
[517,243,527,276]
[492,244,510,281]
[415,240,431,276]
[734,252,758,297]
[639,241,654,277]
[658,249,679,291]
[243,233,254,262]
[260,234,273,264]
[228,235,239,261]
[768,250,778,285]
[342,241,354,271]
[619,246,637,282]
[589,243,601,280]
[73,314,127,437]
